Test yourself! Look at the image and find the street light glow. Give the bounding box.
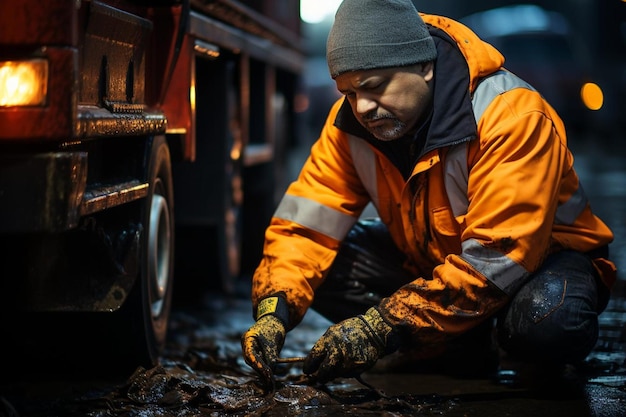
[300,0,341,23]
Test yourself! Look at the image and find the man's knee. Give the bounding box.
[497,251,601,364]
[497,298,599,363]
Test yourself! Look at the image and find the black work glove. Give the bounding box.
[303,307,399,384]
[241,296,289,390]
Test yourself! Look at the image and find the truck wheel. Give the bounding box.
[119,135,175,369]
[1,136,175,376]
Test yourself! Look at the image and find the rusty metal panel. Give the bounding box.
[191,0,303,52]
[80,1,152,106]
[0,0,78,46]
[243,0,301,35]
[159,34,194,159]
[0,152,87,233]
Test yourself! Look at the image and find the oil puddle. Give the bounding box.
[46,358,457,416]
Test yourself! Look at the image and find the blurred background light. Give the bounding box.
[581,82,604,111]
[300,0,341,23]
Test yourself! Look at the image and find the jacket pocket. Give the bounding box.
[430,206,462,257]
[431,206,459,236]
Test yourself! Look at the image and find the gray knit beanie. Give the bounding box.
[326,0,437,78]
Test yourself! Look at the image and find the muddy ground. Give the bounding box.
[1,284,624,417]
[1,136,625,416]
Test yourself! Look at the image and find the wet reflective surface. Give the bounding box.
[1,135,624,416]
[4,290,624,416]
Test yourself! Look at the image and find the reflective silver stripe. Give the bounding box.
[455,73,550,295]
[555,182,588,225]
[461,239,530,295]
[443,71,535,217]
[273,194,357,241]
[444,143,470,217]
[349,134,380,214]
[471,70,535,122]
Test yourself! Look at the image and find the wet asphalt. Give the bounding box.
[0,133,625,416]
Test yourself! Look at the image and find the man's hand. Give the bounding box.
[241,314,286,390]
[303,307,397,383]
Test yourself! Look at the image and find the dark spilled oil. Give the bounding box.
[2,281,623,417]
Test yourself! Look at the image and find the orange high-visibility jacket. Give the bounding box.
[251,15,616,345]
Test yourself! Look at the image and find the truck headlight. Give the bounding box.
[0,59,49,107]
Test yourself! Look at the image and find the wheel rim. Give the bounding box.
[148,190,171,319]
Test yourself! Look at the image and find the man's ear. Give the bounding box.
[420,61,434,82]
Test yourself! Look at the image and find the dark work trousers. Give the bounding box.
[311,218,611,366]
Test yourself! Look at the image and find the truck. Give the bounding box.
[0,0,304,374]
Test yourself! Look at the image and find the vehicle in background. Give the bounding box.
[460,4,606,135]
[0,0,303,375]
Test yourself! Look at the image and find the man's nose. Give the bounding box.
[356,95,377,115]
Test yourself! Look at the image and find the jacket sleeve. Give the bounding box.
[379,87,574,347]
[251,99,371,329]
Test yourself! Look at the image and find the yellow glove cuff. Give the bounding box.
[255,295,290,327]
[361,307,400,355]
[257,297,279,319]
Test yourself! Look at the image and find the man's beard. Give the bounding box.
[362,111,406,141]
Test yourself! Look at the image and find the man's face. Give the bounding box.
[334,63,434,141]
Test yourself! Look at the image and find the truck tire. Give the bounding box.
[140,135,174,365]
[116,135,175,370]
[1,136,175,376]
